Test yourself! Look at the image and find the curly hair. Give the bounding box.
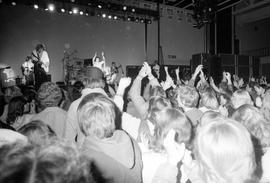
[6,96,27,125]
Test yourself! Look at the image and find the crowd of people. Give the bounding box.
[0,60,270,183]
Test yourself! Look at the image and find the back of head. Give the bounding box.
[6,96,26,125]
[261,89,270,122]
[200,88,219,110]
[37,82,62,110]
[149,85,166,98]
[0,142,96,183]
[176,85,199,108]
[18,120,57,147]
[83,67,105,89]
[232,104,270,147]
[147,96,171,123]
[231,89,253,109]
[150,108,192,152]
[77,93,121,139]
[195,119,255,183]
[200,111,224,127]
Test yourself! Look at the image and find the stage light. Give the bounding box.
[61,8,65,13]
[11,2,16,6]
[114,16,117,20]
[72,7,78,14]
[127,17,131,21]
[98,4,102,9]
[79,11,83,15]
[108,15,112,19]
[132,8,135,12]
[48,4,55,12]
[147,20,152,24]
[135,18,139,22]
[45,8,48,11]
[85,13,89,16]
[102,13,106,18]
[123,6,127,11]
[69,11,72,14]
[33,4,38,9]
[140,18,144,23]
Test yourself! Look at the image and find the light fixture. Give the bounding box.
[85,13,89,16]
[61,8,65,13]
[102,13,106,18]
[48,4,55,12]
[98,4,102,9]
[114,16,117,20]
[140,18,144,23]
[123,6,127,11]
[69,11,72,14]
[79,11,83,15]
[33,4,38,9]
[127,17,131,21]
[72,7,78,14]
[108,15,112,19]
[11,2,16,6]
[132,8,135,12]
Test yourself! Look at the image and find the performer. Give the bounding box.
[31,44,50,89]
[21,56,34,86]
[92,51,105,72]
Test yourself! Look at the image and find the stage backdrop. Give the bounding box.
[0,4,204,82]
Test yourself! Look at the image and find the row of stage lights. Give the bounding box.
[5,1,153,24]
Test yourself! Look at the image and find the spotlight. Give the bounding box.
[98,4,102,9]
[69,11,72,14]
[45,8,48,11]
[127,17,131,21]
[123,6,127,11]
[79,11,83,15]
[102,13,106,18]
[72,7,78,14]
[61,8,65,13]
[11,2,16,6]
[135,18,139,22]
[86,13,89,16]
[108,15,112,19]
[132,8,135,12]
[48,4,55,12]
[33,4,38,9]
[114,16,117,20]
[147,20,152,24]
[140,18,144,23]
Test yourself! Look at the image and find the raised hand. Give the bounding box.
[118,77,132,90]
[138,62,147,78]
[163,130,186,166]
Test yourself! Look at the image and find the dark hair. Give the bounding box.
[18,120,57,147]
[0,142,97,183]
[35,44,45,52]
[6,96,27,125]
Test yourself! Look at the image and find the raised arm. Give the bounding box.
[129,63,149,118]
[114,77,131,111]
[188,65,203,86]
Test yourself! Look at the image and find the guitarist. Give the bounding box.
[31,44,50,90]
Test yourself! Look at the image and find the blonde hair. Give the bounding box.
[232,104,270,147]
[195,119,256,183]
[261,89,270,123]
[149,108,191,152]
[77,93,119,139]
[200,88,219,110]
[231,90,253,109]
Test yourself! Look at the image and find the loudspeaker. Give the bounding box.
[84,58,93,67]
[191,53,221,83]
[126,65,141,79]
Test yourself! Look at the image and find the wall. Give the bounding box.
[0,4,204,82]
[236,18,270,53]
